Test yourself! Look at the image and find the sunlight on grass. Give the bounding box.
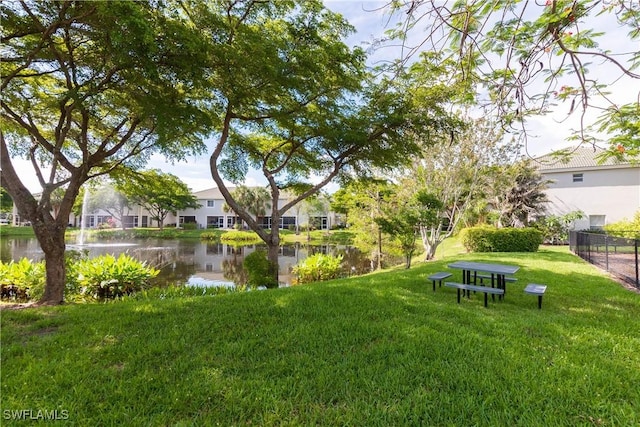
[1,244,639,425]
[132,303,162,314]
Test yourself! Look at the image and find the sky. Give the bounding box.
[10,0,638,194]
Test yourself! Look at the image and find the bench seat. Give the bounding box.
[445,282,504,307]
[524,284,547,309]
[427,272,452,291]
[475,273,517,283]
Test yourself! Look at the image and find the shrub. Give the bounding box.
[182,222,198,230]
[77,254,159,299]
[0,258,45,301]
[604,211,640,239]
[460,226,543,252]
[200,232,219,241]
[533,211,585,244]
[0,253,159,302]
[221,230,262,244]
[243,250,278,288]
[292,253,343,284]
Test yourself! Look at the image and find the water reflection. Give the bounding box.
[1,237,397,286]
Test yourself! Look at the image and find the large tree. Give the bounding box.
[116,169,200,230]
[397,117,520,260]
[181,0,465,282]
[329,179,396,271]
[375,190,443,269]
[386,0,640,155]
[1,1,210,304]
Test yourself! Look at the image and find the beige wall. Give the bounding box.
[542,166,640,228]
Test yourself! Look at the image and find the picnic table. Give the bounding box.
[447,261,520,296]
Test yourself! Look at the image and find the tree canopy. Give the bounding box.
[385,0,640,157]
[1,0,211,303]
[174,0,467,280]
[115,169,200,230]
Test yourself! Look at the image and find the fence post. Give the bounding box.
[605,235,609,271]
[634,239,640,289]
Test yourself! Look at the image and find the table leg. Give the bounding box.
[490,273,496,301]
[462,270,469,297]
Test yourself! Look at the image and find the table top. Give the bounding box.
[447,261,520,275]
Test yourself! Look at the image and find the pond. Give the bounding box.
[1,237,395,287]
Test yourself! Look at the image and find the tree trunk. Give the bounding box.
[377,226,382,270]
[41,240,67,304]
[33,221,68,305]
[421,222,453,261]
[266,233,280,284]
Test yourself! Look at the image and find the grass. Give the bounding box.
[0,225,35,237]
[69,227,354,244]
[1,245,640,425]
[282,229,355,245]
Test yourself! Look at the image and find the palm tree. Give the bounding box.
[224,186,272,228]
[491,161,551,228]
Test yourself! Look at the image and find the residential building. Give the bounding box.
[177,187,334,230]
[535,146,640,230]
[8,186,336,231]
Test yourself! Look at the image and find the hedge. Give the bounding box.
[460,226,543,252]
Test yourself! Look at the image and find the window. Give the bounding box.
[572,173,583,183]
[180,216,196,224]
[123,215,138,228]
[311,216,328,230]
[227,216,241,229]
[281,216,296,230]
[206,216,224,228]
[589,215,605,231]
[260,216,271,229]
[207,200,215,208]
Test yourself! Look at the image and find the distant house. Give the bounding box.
[535,147,640,230]
[176,187,334,230]
[10,186,336,231]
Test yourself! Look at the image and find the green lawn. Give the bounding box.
[0,225,35,237]
[2,246,639,425]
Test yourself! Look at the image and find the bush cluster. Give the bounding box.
[0,253,158,302]
[292,253,343,284]
[0,258,45,301]
[603,211,640,239]
[243,250,278,288]
[460,226,543,253]
[199,232,219,241]
[221,230,262,244]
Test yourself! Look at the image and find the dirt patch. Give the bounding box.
[0,302,39,311]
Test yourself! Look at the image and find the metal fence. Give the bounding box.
[569,231,639,289]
